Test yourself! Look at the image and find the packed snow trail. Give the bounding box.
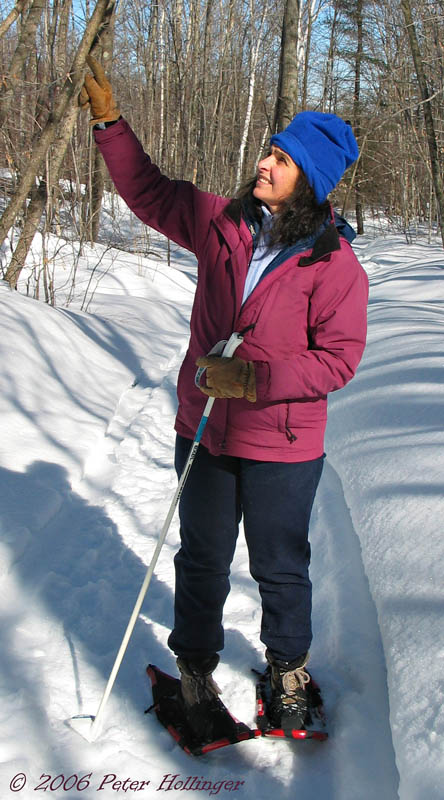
[325,232,444,800]
[61,299,401,796]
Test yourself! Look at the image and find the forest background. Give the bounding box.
[0,0,443,301]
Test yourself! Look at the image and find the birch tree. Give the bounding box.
[400,0,444,245]
[235,0,269,189]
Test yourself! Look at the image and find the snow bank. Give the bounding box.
[326,234,444,799]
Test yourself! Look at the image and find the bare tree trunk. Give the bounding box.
[158,3,166,164]
[3,0,115,287]
[6,180,46,291]
[195,0,215,186]
[0,0,47,130]
[32,1,63,137]
[6,100,82,289]
[274,0,300,132]
[88,0,115,242]
[0,0,31,40]
[353,0,364,234]
[206,0,235,188]
[400,0,444,246]
[299,0,322,110]
[235,0,268,189]
[187,0,201,183]
[321,3,339,113]
[56,0,71,76]
[169,0,184,175]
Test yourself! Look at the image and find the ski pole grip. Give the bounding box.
[194,331,244,388]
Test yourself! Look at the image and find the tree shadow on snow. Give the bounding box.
[0,462,174,738]
[0,460,299,797]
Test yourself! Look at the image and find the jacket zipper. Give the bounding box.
[285,403,298,443]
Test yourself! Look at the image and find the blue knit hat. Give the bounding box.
[270,111,359,203]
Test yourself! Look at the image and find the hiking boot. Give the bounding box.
[266,650,314,732]
[176,654,229,742]
[177,653,221,708]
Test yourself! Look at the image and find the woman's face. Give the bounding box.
[253,146,301,213]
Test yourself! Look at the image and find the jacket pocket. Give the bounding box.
[279,399,327,441]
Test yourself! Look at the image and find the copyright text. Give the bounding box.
[9,772,246,795]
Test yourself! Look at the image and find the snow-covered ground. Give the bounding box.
[0,210,443,800]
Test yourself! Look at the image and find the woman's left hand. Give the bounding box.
[196,356,256,402]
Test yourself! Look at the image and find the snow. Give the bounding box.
[0,212,443,800]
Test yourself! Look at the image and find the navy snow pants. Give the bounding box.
[168,434,324,662]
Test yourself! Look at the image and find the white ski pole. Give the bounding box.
[70,331,245,742]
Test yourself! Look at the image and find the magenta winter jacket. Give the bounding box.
[95,119,368,463]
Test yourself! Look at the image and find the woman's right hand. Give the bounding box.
[79,55,120,125]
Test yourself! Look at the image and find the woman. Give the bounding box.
[81,58,368,739]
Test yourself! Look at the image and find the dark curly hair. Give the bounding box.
[227,172,330,247]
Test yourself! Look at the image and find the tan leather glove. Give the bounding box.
[79,55,120,125]
[195,356,256,402]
